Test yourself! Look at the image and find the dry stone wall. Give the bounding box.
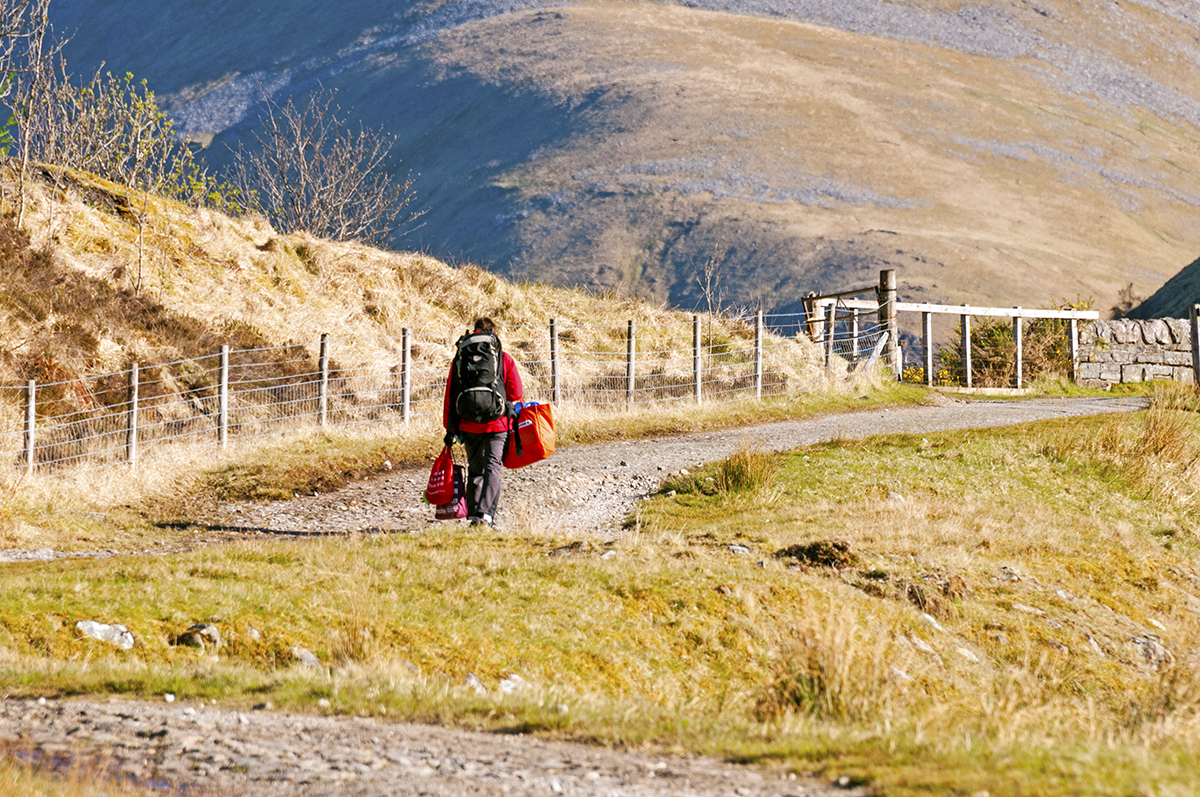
[1077,318,1194,386]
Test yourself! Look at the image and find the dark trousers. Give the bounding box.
[462,431,507,519]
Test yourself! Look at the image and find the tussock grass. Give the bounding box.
[715,439,779,496]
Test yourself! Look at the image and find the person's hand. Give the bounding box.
[443,431,459,447]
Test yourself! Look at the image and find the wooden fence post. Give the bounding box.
[693,315,702,405]
[923,311,934,387]
[1013,309,1023,389]
[878,270,898,378]
[23,380,35,475]
[1069,318,1079,383]
[126,363,139,467]
[318,334,330,427]
[1191,305,1200,387]
[401,328,411,425]
[218,345,230,449]
[754,310,763,400]
[961,310,972,388]
[550,319,561,405]
[824,305,835,378]
[851,309,860,362]
[626,320,636,409]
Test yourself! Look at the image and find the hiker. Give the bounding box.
[443,317,523,527]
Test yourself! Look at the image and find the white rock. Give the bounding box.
[887,491,906,503]
[290,646,321,668]
[728,545,752,555]
[922,613,947,633]
[499,674,529,694]
[317,698,331,708]
[164,694,175,703]
[910,636,937,655]
[890,666,913,681]
[465,673,487,695]
[601,550,617,560]
[76,620,134,650]
[957,647,980,663]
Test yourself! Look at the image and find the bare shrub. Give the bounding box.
[23,66,241,211]
[934,299,1092,387]
[0,0,58,224]
[230,88,422,246]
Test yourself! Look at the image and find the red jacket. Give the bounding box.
[443,350,523,434]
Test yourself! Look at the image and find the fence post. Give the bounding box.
[401,328,411,425]
[923,311,934,387]
[851,308,860,362]
[961,309,972,389]
[824,305,835,378]
[754,310,763,400]
[1068,318,1079,383]
[1191,305,1200,387]
[626,319,636,410]
[317,334,330,427]
[550,319,561,405]
[693,315,702,405]
[878,270,898,378]
[126,363,139,467]
[1013,309,1023,389]
[23,380,35,475]
[218,345,230,449]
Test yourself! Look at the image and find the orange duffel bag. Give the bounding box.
[503,402,555,469]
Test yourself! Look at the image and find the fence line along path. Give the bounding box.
[2,310,868,475]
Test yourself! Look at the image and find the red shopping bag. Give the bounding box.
[424,446,456,505]
[503,403,555,469]
[434,464,467,520]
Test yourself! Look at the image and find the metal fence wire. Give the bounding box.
[0,311,896,474]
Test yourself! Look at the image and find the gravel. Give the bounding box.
[0,698,862,796]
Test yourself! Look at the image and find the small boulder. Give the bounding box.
[175,624,222,651]
[76,620,134,650]
[290,645,321,668]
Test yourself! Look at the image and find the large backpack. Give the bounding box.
[452,330,507,424]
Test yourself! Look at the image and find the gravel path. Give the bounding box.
[0,396,1148,795]
[212,394,1148,540]
[0,698,858,796]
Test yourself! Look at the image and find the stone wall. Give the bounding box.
[1077,318,1195,386]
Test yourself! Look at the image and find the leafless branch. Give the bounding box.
[230,88,423,246]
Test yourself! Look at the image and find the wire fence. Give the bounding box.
[0,310,897,475]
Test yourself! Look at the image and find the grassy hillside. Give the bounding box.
[47,0,1200,315]
[0,163,789,392]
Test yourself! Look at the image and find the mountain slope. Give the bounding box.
[46,0,1200,314]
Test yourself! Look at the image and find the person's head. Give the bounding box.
[473,317,497,333]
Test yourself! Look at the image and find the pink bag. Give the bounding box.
[425,446,456,505]
[434,464,467,520]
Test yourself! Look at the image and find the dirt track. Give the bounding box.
[0,395,1149,795]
